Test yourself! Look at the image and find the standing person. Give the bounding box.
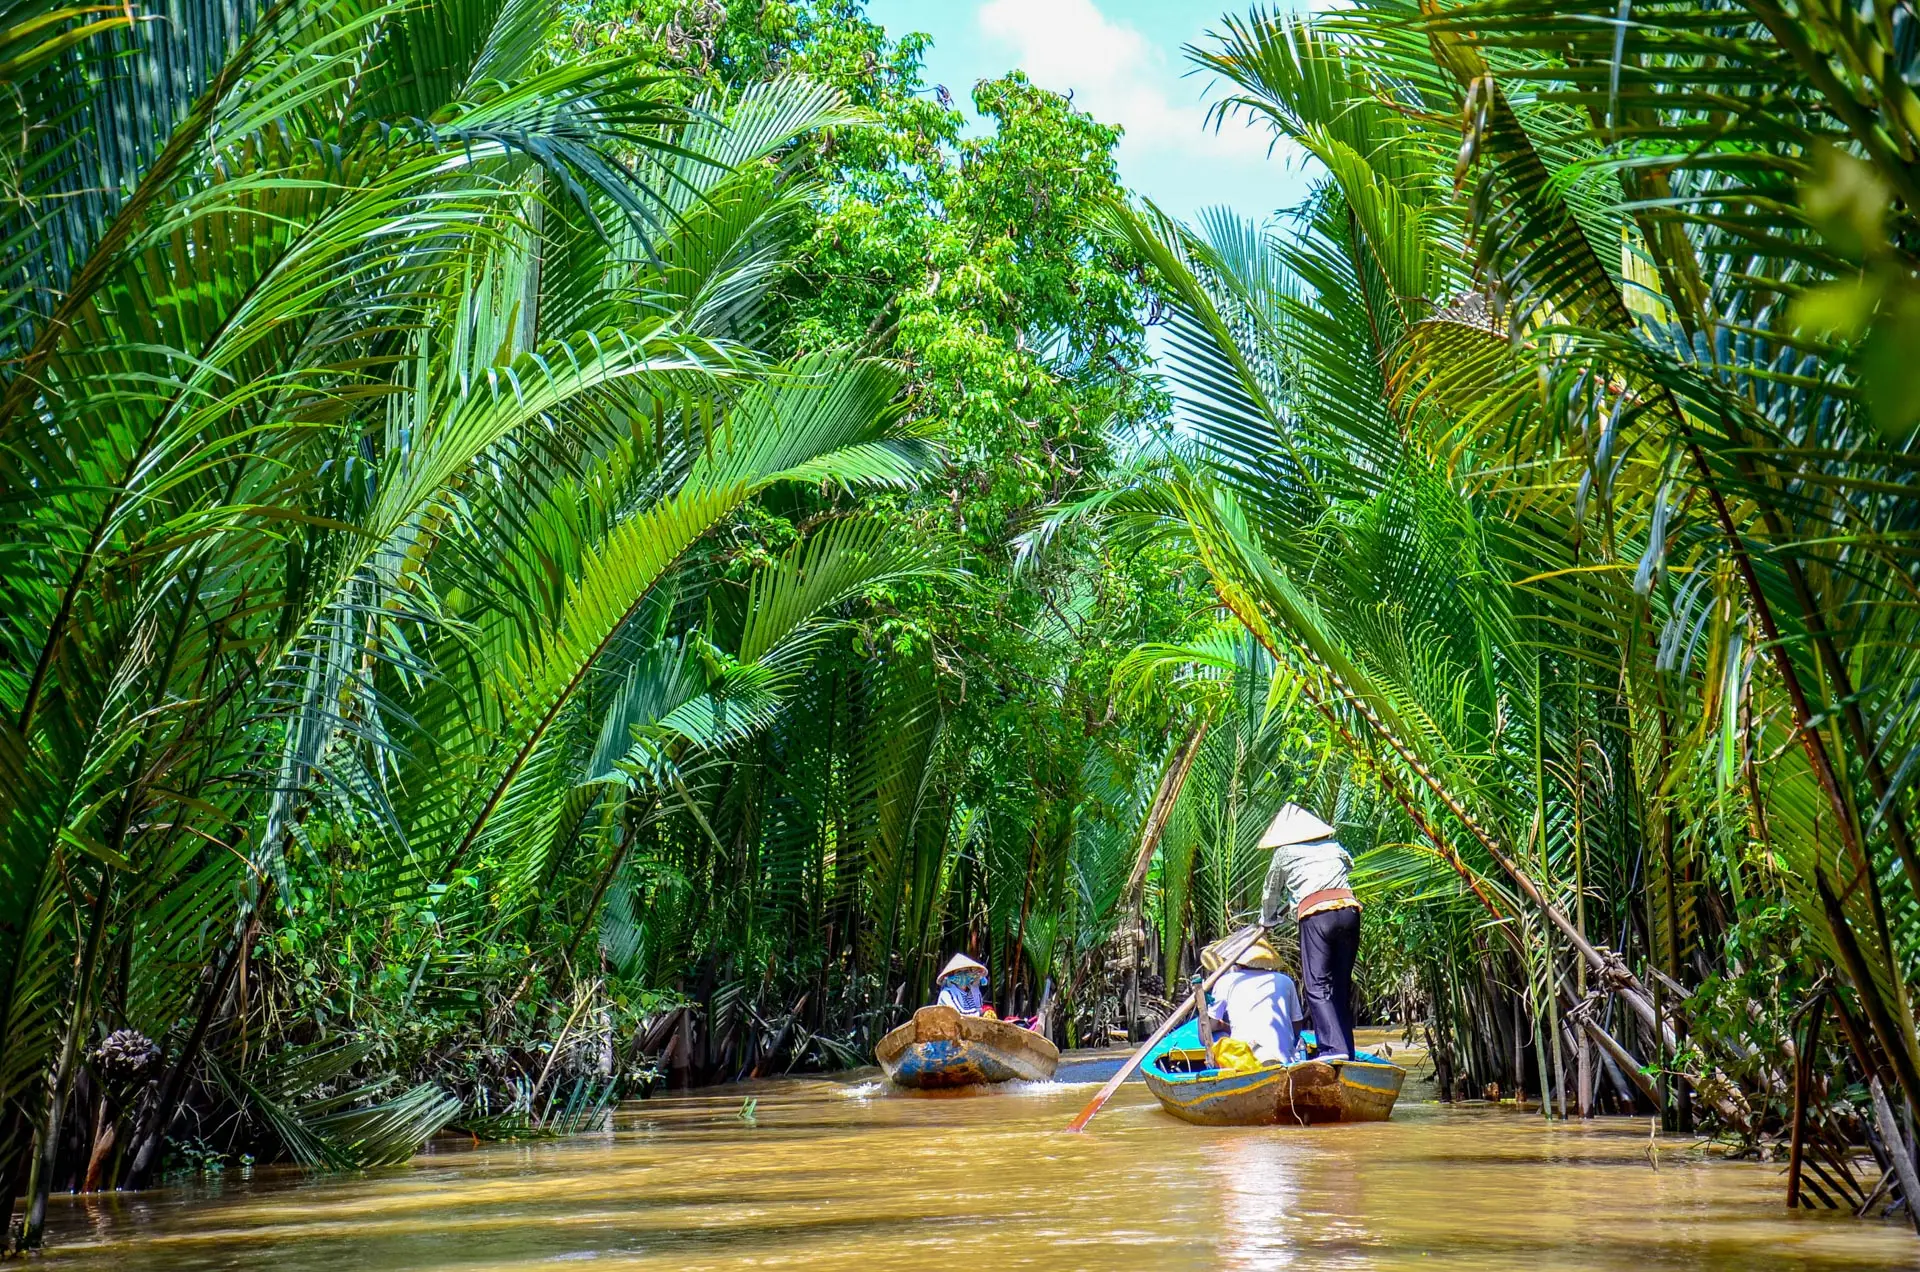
[932,953,995,1018]
[1258,803,1360,1061]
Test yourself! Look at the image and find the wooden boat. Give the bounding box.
[875,1004,1060,1089]
[1142,1048,1407,1125]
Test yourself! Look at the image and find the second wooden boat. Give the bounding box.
[875,1004,1060,1089]
[1142,1049,1407,1125]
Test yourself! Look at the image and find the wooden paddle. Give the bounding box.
[1065,923,1266,1132]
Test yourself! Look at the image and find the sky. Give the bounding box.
[863,0,1315,225]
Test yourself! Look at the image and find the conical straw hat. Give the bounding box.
[1201,933,1284,974]
[1259,803,1337,849]
[1233,937,1283,972]
[938,952,987,979]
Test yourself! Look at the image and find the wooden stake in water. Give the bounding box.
[1065,924,1266,1133]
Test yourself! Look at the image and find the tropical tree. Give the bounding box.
[1059,0,1920,1184]
[522,5,1202,1067]
[0,0,940,1243]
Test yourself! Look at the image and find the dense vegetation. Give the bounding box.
[4,0,1920,1250]
[1093,0,1920,1216]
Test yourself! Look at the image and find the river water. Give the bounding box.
[35,1032,1919,1270]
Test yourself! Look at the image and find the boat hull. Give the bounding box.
[876,1005,1060,1089]
[1143,1056,1407,1125]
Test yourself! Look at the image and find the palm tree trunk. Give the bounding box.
[22,872,112,1246]
[1686,444,1917,1055]
[120,914,255,1192]
[1820,875,1920,1117]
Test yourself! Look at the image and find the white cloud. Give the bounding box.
[976,0,1276,163]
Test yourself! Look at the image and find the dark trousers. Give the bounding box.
[1299,905,1360,1058]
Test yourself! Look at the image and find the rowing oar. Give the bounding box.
[1065,923,1266,1132]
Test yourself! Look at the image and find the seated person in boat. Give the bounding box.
[933,953,997,1018]
[1202,935,1305,1066]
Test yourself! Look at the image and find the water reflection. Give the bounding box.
[1213,1132,1309,1268]
[34,1036,1920,1271]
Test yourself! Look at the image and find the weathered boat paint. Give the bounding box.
[1142,1053,1407,1125]
[875,1004,1060,1089]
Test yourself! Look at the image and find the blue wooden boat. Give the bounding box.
[875,1004,1060,1089]
[1142,1045,1407,1125]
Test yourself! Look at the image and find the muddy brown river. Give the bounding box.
[33,1032,1920,1270]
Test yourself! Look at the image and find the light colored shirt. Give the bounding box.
[937,981,985,1015]
[1259,836,1354,924]
[1207,968,1304,1064]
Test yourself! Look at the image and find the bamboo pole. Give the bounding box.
[1820,874,1920,1118]
[1123,720,1209,906]
[1121,719,1209,1037]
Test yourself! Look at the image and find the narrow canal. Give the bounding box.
[34,1034,1918,1270]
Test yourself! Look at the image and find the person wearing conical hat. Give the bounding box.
[933,952,992,1017]
[1201,933,1305,1065]
[1258,803,1360,1061]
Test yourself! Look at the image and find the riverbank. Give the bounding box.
[31,1041,1915,1271]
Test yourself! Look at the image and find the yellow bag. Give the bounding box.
[1207,1036,1261,1074]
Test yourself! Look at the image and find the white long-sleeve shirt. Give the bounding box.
[1207,968,1305,1064]
[1259,835,1353,924]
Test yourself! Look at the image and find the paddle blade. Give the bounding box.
[1065,1081,1122,1133]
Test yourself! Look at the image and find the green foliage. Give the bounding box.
[0,5,1208,1236]
[1044,0,1920,1148]
[20,0,1915,1239]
